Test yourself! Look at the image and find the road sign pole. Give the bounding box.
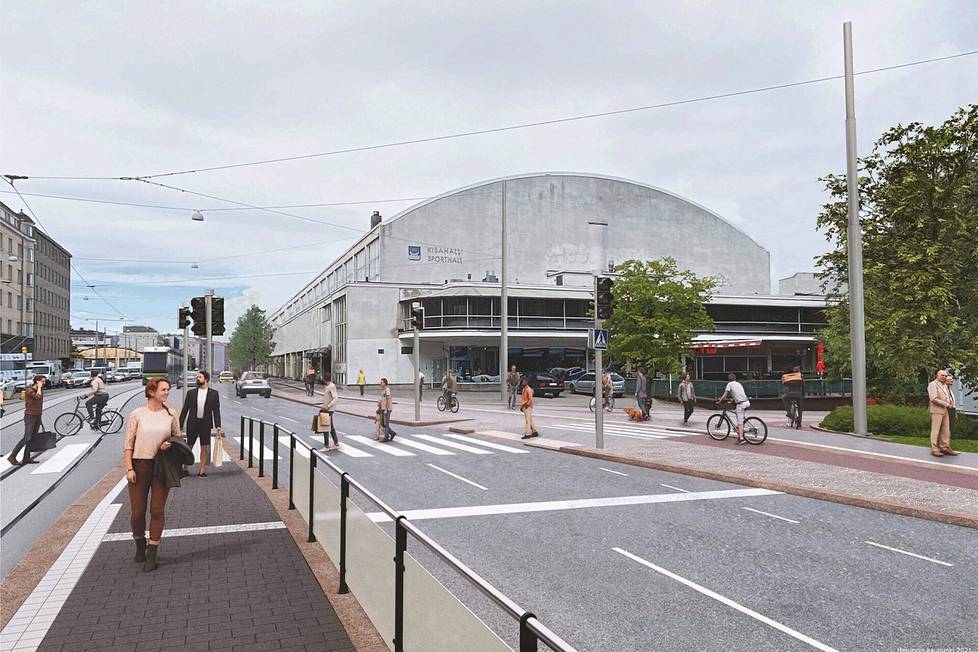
[594,274,604,450]
[414,325,420,422]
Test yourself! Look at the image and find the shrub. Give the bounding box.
[821,404,978,440]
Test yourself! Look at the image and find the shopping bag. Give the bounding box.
[211,431,224,467]
[31,429,57,451]
[317,412,332,432]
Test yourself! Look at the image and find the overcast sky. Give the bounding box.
[2,0,976,339]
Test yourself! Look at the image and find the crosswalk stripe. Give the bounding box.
[231,436,279,462]
[445,434,528,454]
[31,444,90,475]
[276,436,311,458]
[333,441,373,457]
[347,435,415,456]
[414,434,494,455]
[393,438,456,456]
[558,421,680,435]
[553,423,678,439]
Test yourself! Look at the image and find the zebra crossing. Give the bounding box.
[288,432,529,459]
[550,421,697,442]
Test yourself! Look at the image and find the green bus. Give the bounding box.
[141,346,181,386]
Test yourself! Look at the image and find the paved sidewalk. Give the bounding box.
[1,457,355,651]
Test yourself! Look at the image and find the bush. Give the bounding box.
[821,404,978,439]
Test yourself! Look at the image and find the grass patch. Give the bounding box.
[821,404,978,440]
[874,435,978,454]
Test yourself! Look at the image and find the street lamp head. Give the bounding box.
[191,210,205,222]
[191,263,199,269]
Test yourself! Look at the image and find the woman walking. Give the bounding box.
[380,378,396,441]
[319,373,339,450]
[678,373,697,425]
[124,378,182,571]
[6,375,45,466]
[520,378,539,439]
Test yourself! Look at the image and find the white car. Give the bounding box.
[235,371,271,398]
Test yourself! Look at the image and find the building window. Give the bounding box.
[333,297,347,384]
[344,259,353,285]
[368,240,380,279]
[321,304,331,322]
[26,272,33,287]
[354,251,366,282]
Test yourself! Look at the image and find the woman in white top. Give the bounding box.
[124,377,181,571]
[319,373,339,450]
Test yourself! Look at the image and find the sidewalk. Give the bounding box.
[1,457,357,651]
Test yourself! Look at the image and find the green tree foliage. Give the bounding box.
[228,305,275,371]
[815,105,978,400]
[603,258,719,375]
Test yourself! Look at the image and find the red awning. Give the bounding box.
[688,339,762,352]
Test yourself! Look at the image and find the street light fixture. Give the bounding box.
[191,210,204,222]
[191,263,199,269]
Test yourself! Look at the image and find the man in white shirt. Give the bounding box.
[718,373,750,445]
[179,371,222,476]
[81,370,109,429]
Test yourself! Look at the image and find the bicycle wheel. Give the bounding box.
[436,395,446,411]
[450,397,460,413]
[605,397,615,412]
[55,412,84,436]
[588,397,596,413]
[99,410,124,434]
[706,414,730,441]
[743,417,768,444]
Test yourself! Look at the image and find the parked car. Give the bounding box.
[107,370,128,383]
[548,367,584,383]
[566,372,625,397]
[218,371,235,383]
[563,368,588,384]
[524,372,563,398]
[64,371,92,388]
[236,371,271,398]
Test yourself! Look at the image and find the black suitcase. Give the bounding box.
[31,429,57,451]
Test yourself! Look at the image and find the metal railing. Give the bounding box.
[239,415,576,652]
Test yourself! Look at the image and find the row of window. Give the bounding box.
[36,286,68,311]
[35,335,69,357]
[4,320,33,337]
[37,239,70,267]
[277,239,380,324]
[36,311,69,332]
[36,261,69,289]
[5,264,34,286]
[1,211,35,238]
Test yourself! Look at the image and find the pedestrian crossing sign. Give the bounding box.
[590,328,609,350]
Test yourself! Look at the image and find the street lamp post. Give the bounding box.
[499,179,508,404]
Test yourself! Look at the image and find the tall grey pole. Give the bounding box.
[414,323,421,422]
[843,22,868,435]
[499,179,509,403]
[182,302,189,404]
[205,289,214,381]
[593,273,604,449]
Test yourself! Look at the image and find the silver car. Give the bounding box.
[567,372,625,397]
[236,371,271,398]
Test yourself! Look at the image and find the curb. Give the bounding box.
[810,423,876,439]
[448,426,476,434]
[557,445,978,530]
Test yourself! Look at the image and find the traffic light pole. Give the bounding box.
[205,289,214,380]
[414,325,421,422]
[182,303,190,404]
[593,274,604,450]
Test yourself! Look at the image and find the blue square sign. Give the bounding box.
[590,328,609,350]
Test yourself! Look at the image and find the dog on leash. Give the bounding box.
[624,407,648,422]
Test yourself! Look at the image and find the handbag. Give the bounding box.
[31,423,57,451]
[211,431,224,467]
[316,411,332,433]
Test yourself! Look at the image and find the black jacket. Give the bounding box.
[153,437,194,488]
[179,387,222,433]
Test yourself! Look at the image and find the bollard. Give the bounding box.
[258,421,265,478]
[239,416,245,460]
[248,419,254,468]
[393,516,407,652]
[288,435,295,510]
[308,453,317,543]
[272,425,279,490]
[338,474,350,594]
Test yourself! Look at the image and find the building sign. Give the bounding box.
[407,246,421,260]
[408,245,464,264]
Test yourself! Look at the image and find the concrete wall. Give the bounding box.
[271,295,334,355]
[378,173,770,294]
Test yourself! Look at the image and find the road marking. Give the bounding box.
[864,541,953,567]
[367,487,780,522]
[278,416,299,424]
[415,434,493,455]
[251,407,266,413]
[600,468,629,477]
[332,441,373,458]
[394,438,456,456]
[613,548,839,652]
[102,521,286,541]
[445,434,529,453]
[767,437,977,471]
[31,444,91,475]
[347,435,415,456]
[741,507,799,524]
[660,483,690,493]
[553,423,683,438]
[426,464,488,490]
[233,401,242,405]
[231,436,279,461]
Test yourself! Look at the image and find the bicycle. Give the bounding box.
[785,397,802,429]
[589,395,615,413]
[436,392,460,413]
[706,402,767,444]
[55,398,124,436]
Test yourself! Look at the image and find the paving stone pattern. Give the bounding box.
[36,462,354,651]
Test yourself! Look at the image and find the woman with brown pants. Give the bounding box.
[124,377,181,571]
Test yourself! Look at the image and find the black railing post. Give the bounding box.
[288,435,295,510]
[258,421,265,478]
[519,613,537,652]
[239,415,245,460]
[248,419,254,468]
[307,453,317,543]
[393,516,407,652]
[338,474,350,594]
[272,425,279,490]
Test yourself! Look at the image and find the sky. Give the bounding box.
[1,0,976,340]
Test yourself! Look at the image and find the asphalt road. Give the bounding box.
[219,386,977,651]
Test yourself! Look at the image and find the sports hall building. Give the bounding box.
[267,173,828,386]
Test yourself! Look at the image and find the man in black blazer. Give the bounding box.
[179,370,222,477]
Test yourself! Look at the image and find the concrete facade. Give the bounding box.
[1,202,36,355]
[33,228,72,362]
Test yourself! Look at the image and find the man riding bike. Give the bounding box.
[442,370,458,409]
[717,373,750,445]
[781,366,804,429]
[80,369,109,429]
[601,370,613,409]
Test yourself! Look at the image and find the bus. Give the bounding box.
[141,347,181,386]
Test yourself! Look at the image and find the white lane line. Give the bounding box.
[278,416,299,424]
[102,521,285,541]
[660,483,690,493]
[394,438,456,456]
[367,487,780,522]
[768,437,976,470]
[600,468,629,477]
[614,547,838,651]
[553,423,683,438]
[864,541,953,567]
[231,436,279,461]
[233,401,242,406]
[426,464,488,490]
[347,435,415,456]
[445,434,529,453]
[415,434,494,455]
[742,507,799,524]
[552,424,670,440]
[31,444,91,475]
[251,407,266,413]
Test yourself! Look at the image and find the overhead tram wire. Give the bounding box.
[15,48,978,182]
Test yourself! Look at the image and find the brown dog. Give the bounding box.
[624,407,647,422]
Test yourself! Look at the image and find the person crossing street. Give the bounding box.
[520,377,540,439]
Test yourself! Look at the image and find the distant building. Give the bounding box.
[160,334,228,373]
[71,328,116,349]
[33,227,72,362]
[120,325,160,353]
[1,202,36,355]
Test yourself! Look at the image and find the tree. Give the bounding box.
[228,305,275,371]
[603,258,719,376]
[815,105,978,400]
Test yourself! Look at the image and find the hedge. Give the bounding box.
[821,404,978,440]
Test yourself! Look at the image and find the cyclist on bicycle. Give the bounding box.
[717,373,750,445]
[81,369,109,430]
[601,370,613,409]
[441,370,458,409]
[781,366,804,429]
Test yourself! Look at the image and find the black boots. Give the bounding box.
[143,544,159,572]
[133,538,147,563]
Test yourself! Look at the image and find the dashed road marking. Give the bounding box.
[742,507,799,524]
[864,541,952,567]
[660,483,690,493]
[426,464,488,490]
[599,468,629,477]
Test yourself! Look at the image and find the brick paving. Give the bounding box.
[33,460,354,651]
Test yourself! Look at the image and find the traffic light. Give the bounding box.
[596,277,614,320]
[212,297,225,336]
[178,307,191,329]
[410,303,424,330]
[190,297,207,336]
